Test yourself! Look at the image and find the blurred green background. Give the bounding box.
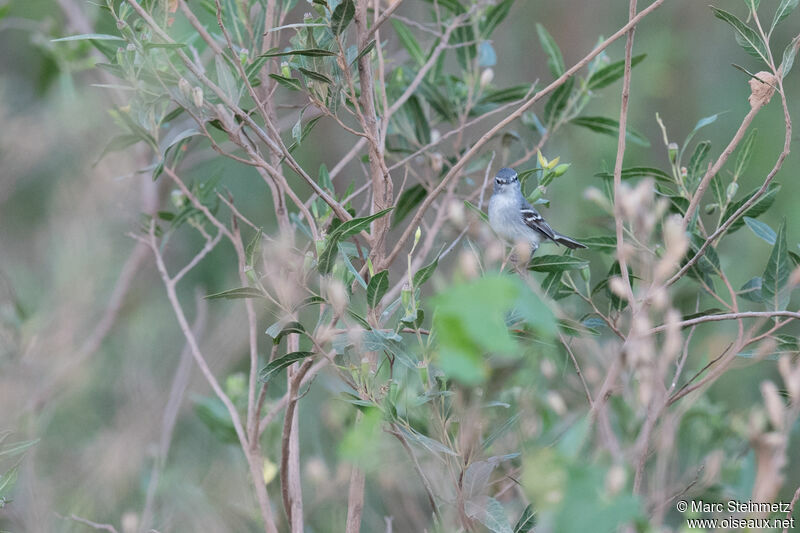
[1,0,799,531]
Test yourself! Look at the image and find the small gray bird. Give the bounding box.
[488,167,586,253]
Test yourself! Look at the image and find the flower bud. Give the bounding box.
[178,78,191,100]
[479,68,494,87]
[552,163,570,177]
[668,142,679,163]
[726,182,738,201]
[192,86,204,107]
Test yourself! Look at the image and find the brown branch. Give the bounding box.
[612,0,639,306]
[650,310,800,333]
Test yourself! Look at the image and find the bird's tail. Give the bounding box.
[553,233,587,249]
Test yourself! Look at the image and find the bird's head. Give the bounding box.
[493,167,520,194]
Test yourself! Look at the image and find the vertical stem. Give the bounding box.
[345,411,366,533]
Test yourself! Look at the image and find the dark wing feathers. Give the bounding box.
[520,202,587,249]
[520,207,556,240]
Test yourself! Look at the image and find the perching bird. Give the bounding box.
[488,167,586,253]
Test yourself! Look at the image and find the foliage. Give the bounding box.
[2,0,800,532]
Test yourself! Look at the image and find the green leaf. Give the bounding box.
[391,20,425,65]
[688,140,711,182]
[480,0,514,37]
[544,77,574,125]
[413,256,440,288]
[528,255,589,272]
[711,6,769,64]
[744,216,776,244]
[259,351,315,382]
[331,0,355,35]
[466,496,513,533]
[193,396,238,443]
[352,39,376,64]
[453,23,477,70]
[734,128,758,177]
[215,55,239,103]
[266,321,307,345]
[0,466,19,500]
[258,48,336,58]
[246,228,263,268]
[721,182,780,233]
[298,67,333,84]
[771,0,799,32]
[336,208,394,239]
[0,439,39,459]
[464,200,489,223]
[339,243,368,289]
[205,287,266,300]
[535,24,565,77]
[682,113,720,157]
[586,54,646,90]
[477,84,531,106]
[762,220,790,311]
[269,74,302,91]
[571,116,650,147]
[367,270,389,309]
[318,209,394,274]
[52,33,125,42]
[95,134,141,164]
[539,271,562,298]
[393,184,427,227]
[405,95,431,144]
[780,36,800,77]
[594,166,672,183]
[514,505,536,533]
[739,277,764,302]
[581,236,617,252]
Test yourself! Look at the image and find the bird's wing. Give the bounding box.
[519,200,556,241]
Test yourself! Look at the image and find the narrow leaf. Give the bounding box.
[528,255,589,272]
[721,182,780,233]
[734,128,758,178]
[480,0,514,37]
[298,67,333,84]
[367,270,389,309]
[259,351,315,382]
[331,0,355,35]
[744,216,776,244]
[771,0,799,32]
[594,166,672,183]
[335,208,394,239]
[391,20,425,65]
[205,287,266,300]
[514,505,536,533]
[711,6,769,64]
[413,256,440,288]
[587,54,646,90]
[571,116,650,147]
[52,33,124,42]
[761,220,790,311]
[393,184,427,227]
[266,321,307,345]
[535,24,564,77]
[258,48,336,58]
